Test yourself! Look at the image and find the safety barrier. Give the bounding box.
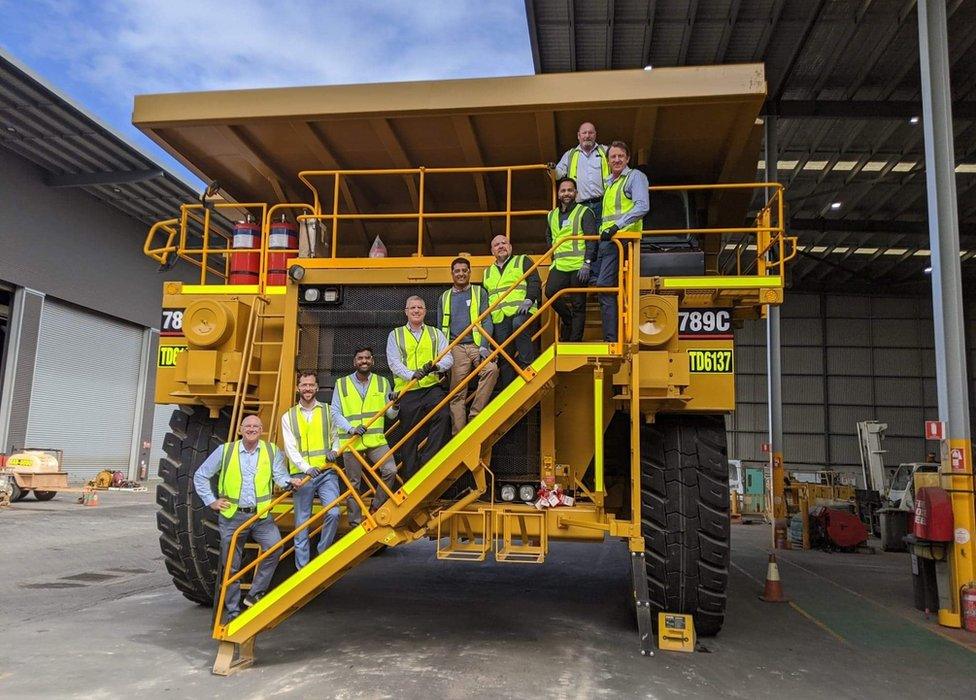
[296,165,554,258]
[645,182,796,291]
[144,173,793,296]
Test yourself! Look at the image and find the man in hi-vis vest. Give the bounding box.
[438,257,498,434]
[596,140,649,342]
[483,235,541,387]
[552,121,608,221]
[386,296,454,480]
[281,371,341,570]
[545,177,599,342]
[193,414,290,622]
[331,345,400,525]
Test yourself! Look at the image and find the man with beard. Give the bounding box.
[437,257,498,433]
[544,177,598,342]
[331,346,400,525]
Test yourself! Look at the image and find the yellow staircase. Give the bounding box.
[209,233,630,674]
[212,339,620,673]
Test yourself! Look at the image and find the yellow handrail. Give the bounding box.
[296,165,555,257]
[213,233,636,634]
[144,172,795,289]
[644,181,793,280]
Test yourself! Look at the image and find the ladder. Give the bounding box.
[228,296,286,443]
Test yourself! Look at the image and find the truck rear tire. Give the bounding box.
[156,406,227,606]
[641,414,729,637]
[33,490,57,501]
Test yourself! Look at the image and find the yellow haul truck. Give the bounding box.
[136,65,794,672]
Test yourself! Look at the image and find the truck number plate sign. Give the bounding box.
[160,308,184,337]
[158,345,187,368]
[678,309,732,339]
[688,349,734,374]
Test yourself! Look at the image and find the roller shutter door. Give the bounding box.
[26,300,144,481]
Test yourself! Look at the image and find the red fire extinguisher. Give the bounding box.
[962,582,976,633]
[229,215,261,284]
[266,214,298,286]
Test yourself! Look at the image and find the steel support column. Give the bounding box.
[765,117,786,545]
[918,0,975,629]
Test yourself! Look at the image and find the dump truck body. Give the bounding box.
[137,65,793,670]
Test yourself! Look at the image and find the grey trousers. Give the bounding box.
[217,511,281,615]
[342,446,398,525]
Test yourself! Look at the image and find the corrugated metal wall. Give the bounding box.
[729,292,966,475]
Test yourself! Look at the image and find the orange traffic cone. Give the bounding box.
[759,553,788,603]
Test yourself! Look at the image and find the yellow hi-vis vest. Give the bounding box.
[547,204,588,272]
[601,170,643,233]
[392,324,440,393]
[482,255,538,323]
[217,440,276,519]
[439,286,484,347]
[337,373,391,451]
[568,145,609,184]
[285,404,335,475]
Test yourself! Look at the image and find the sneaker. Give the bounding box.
[242,592,264,608]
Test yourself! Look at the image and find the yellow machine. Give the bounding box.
[136,65,795,672]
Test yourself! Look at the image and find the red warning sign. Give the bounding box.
[925,420,945,441]
[950,448,967,473]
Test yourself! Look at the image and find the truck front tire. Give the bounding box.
[156,406,226,606]
[640,414,730,637]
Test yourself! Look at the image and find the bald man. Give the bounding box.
[554,121,609,220]
[482,235,541,387]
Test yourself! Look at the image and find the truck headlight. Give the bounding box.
[500,484,516,502]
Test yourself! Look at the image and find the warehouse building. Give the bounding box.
[0,51,195,482]
[525,0,976,481]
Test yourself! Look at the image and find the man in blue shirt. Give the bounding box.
[596,140,649,342]
[193,414,291,622]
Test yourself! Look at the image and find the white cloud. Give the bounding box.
[0,0,531,187]
[10,0,532,98]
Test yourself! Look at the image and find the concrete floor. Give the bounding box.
[2,490,975,699]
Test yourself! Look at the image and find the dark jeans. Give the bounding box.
[394,385,451,481]
[592,240,619,342]
[493,313,537,386]
[217,511,281,616]
[579,198,602,221]
[545,267,586,341]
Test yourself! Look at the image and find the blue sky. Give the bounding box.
[0,0,533,188]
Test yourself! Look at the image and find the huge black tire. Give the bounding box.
[156,406,228,606]
[33,490,57,501]
[641,414,729,637]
